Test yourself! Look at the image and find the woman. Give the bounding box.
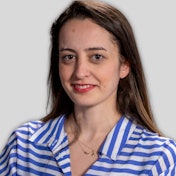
[0,0,176,175]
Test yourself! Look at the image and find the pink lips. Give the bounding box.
[72,84,96,93]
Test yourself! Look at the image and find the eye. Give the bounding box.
[60,54,76,64]
[91,54,104,63]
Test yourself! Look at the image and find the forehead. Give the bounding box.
[59,18,117,49]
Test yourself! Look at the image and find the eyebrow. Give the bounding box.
[85,47,107,51]
[59,48,75,52]
[59,47,107,52]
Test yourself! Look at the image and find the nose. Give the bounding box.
[73,59,90,79]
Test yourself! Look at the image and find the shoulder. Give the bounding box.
[122,122,176,175]
[130,124,176,174]
[9,115,66,142]
[10,120,44,141]
[0,120,44,154]
[0,116,66,175]
[1,115,66,151]
[132,124,176,151]
[139,125,176,146]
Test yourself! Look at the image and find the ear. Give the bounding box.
[119,61,130,79]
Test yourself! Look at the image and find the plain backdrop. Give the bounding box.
[0,0,175,151]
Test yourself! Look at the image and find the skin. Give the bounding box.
[59,18,129,113]
[58,18,129,175]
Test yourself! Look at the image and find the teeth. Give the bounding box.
[75,85,91,89]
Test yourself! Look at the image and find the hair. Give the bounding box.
[42,0,161,135]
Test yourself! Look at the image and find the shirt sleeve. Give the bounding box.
[0,131,18,176]
[149,139,176,176]
[159,163,176,176]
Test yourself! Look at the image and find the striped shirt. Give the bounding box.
[0,115,176,176]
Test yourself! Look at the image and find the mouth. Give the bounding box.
[71,84,96,93]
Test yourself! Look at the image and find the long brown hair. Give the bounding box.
[42,0,161,135]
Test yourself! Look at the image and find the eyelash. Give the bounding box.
[91,54,104,62]
[60,55,76,64]
[60,53,105,64]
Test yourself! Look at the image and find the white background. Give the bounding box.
[0,0,175,151]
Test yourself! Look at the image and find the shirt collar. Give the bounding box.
[29,115,67,151]
[29,115,137,161]
[99,116,137,160]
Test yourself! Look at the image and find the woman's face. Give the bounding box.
[59,18,129,108]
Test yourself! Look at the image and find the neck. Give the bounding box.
[70,105,122,141]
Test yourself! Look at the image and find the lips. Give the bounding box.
[72,84,96,93]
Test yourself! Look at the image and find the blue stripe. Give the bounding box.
[171,165,176,176]
[90,165,150,175]
[125,143,167,149]
[16,144,52,160]
[155,160,162,174]
[107,117,124,156]
[119,120,132,152]
[120,151,163,157]
[55,116,65,140]
[162,151,171,168]
[34,119,54,142]
[43,118,61,143]
[1,115,176,175]
[16,163,56,176]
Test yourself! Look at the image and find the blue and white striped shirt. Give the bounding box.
[0,115,176,175]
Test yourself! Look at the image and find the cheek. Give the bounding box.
[99,65,121,86]
[110,67,121,86]
[59,67,69,87]
[59,65,70,80]
[106,63,121,78]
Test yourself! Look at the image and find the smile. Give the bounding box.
[72,84,96,93]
